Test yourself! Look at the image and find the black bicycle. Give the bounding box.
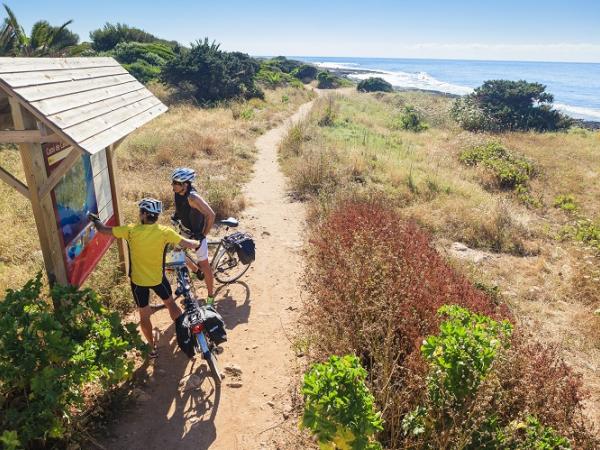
[166,250,225,384]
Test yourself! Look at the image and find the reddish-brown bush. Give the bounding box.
[304,197,598,447]
[305,198,511,444]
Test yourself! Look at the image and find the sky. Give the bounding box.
[6,0,600,62]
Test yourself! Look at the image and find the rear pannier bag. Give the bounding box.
[175,313,195,358]
[225,231,256,265]
[202,305,228,345]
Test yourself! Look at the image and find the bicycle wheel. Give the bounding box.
[213,247,251,284]
[196,332,222,385]
[205,349,222,386]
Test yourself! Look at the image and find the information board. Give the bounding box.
[43,142,115,286]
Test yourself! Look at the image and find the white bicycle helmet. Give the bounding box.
[171,167,196,183]
[138,198,163,215]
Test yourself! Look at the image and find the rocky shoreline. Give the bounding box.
[326,67,600,130]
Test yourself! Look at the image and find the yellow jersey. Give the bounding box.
[112,223,182,286]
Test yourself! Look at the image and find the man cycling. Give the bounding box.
[170,167,216,305]
[89,198,201,358]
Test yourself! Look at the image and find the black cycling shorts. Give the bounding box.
[130,276,172,308]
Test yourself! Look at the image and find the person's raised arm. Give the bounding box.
[188,192,215,237]
[88,213,113,236]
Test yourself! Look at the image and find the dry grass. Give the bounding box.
[279,89,600,428]
[0,85,315,311]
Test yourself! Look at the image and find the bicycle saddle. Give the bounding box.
[219,217,239,228]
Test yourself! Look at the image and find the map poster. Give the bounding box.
[43,142,115,286]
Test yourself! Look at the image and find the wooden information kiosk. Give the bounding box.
[0,57,167,286]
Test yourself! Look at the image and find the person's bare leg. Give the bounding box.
[138,306,154,347]
[163,297,182,321]
[198,258,214,297]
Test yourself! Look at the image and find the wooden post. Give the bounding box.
[106,143,128,275]
[9,97,68,286]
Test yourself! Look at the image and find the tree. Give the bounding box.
[316,71,340,89]
[89,22,176,52]
[0,4,78,56]
[452,79,572,132]
[357,77,393,93]
[292,64,318,83]
[160,38,262,103]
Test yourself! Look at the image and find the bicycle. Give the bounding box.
[172,217,254,285]
[166,249,224,385]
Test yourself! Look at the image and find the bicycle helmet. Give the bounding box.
[138,198,163,215]
[171,167,196,183]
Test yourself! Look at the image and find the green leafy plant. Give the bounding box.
[496,415,571,449]
[391,105,428,132]
[553,194,577,212]
[0,275,143,448]
[561,219,600,250]
[460,142,538,205]
[422,305,513,406]
[302,355,384,450]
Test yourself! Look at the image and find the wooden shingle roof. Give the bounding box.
[0,57,167,154]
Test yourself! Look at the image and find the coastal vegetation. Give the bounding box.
[451,79,573,132]
[357,77,393,93]
[280,90,600,447]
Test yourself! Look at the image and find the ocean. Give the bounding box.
[295,56,600,121]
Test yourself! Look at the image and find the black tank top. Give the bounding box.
[174,186,205,238]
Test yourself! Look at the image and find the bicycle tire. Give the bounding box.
[213,247,251,284]
[205,349,222,386]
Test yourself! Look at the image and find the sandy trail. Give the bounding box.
[100,98,316,449]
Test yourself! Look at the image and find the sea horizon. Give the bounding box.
[287,56,600,121]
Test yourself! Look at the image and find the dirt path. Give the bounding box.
[100,99,316,449]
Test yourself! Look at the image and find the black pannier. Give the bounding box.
[225,231,255,265]
[175,313,195,358]
[202,305,227,345]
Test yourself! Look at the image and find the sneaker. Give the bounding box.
[206,296,215,306]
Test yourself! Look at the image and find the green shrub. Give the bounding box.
[553,194,577,212]
[392,105,428,132]
[255,65,302,89]
[317,71,340,89]
[460,142,537,203]
[302,355,384,450]
[357,77,393,93]
[261,56,303,73]
[422,305,513,406]
[161,38,263,103]
[0,275,142,448]
[496,416,571,449]
[292,64,318,83]
[403,305,513,442]
[562,219,600,250]
[451,79,573,132]
[124,60,162,83]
